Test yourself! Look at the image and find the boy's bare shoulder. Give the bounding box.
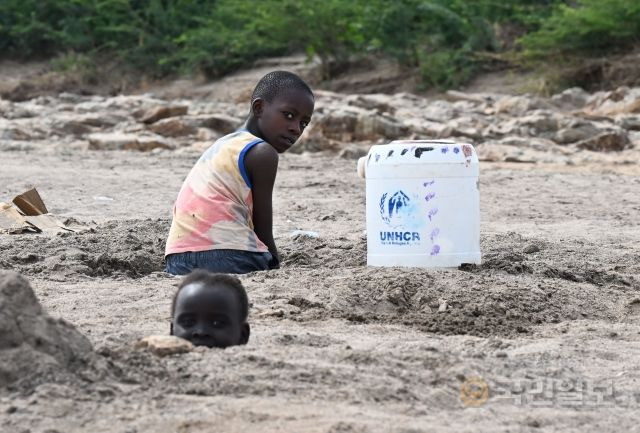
[244,141,278,172]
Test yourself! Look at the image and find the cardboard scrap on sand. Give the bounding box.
[0,188,77,234]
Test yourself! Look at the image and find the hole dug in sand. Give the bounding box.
[0,271,93,390]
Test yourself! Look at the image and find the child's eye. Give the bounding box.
[178,317,196,327]
[300,121,308,129]
[212,319,226,327]
[283,111,293,120]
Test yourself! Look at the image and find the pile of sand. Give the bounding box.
[0,271,93,389]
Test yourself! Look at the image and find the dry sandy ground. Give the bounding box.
[1,144,640,432]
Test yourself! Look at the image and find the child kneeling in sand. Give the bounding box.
[171,269,250,348]
[165,70,315,274]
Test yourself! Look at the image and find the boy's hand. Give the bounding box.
[268,255,280,270]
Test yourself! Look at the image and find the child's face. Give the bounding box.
[255,89,314,153]
[171,282,249,348]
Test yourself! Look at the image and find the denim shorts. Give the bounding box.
[165,249,274,275]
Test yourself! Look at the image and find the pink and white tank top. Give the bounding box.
[165,130,268,256]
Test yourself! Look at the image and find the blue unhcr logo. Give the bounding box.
[379,190,420,245]
[379,190,410,226]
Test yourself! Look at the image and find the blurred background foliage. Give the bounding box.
[0,0,638,90]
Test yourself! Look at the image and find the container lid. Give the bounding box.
[366,140,478,165]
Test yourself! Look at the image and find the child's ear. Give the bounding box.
[239,323,250,345]
[251,98,264,117]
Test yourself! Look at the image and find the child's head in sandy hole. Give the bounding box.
[170,270,249,348]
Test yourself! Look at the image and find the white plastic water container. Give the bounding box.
[358,140,480,268]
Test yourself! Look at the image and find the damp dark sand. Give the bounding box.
[1,148,640,432]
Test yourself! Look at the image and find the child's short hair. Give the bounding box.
[251,70,314,103]
[171,269,249,321]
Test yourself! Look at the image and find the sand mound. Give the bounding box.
[0,271,93,389]
[253,231,638,337]
[0,219,167,279]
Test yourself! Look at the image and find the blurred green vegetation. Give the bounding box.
[519,0,640,57]
[0,0,637,89]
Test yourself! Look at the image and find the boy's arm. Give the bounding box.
[244,142,280,268]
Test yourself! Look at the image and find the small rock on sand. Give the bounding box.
[135,335,194,356]
[438,300,448,312]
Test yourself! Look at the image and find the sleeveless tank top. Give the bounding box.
[165,130,268,255]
